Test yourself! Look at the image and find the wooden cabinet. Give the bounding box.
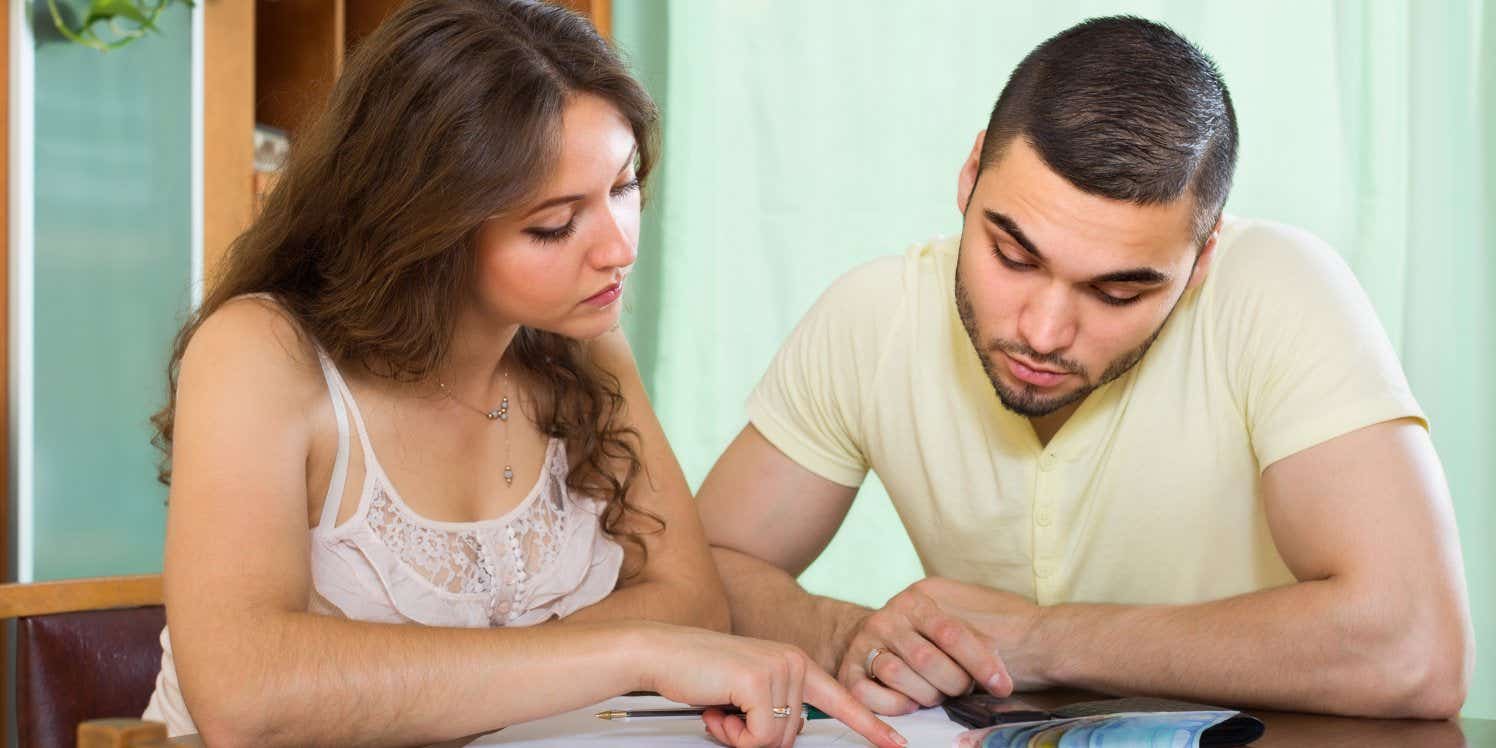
[201,0,611,286]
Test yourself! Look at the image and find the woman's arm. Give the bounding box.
[165,303,653,747]
[560,328,731,631]
[165,301,649,746]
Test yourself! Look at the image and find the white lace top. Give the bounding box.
[144,346,624,736]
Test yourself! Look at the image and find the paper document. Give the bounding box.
[471,694,967,746]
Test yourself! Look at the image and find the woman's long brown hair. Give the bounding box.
[151,0,661,565]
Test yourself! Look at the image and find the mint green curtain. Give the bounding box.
[614,0,1496,718]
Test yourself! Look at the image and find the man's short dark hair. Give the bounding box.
[980,16,1238,243]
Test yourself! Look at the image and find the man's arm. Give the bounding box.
[697,425,865,669]
[700,425,1013,716]
[926,418,1473,719]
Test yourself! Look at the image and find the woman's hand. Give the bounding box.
[636,623,907,748]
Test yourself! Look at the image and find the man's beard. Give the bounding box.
[954,271,1170,418]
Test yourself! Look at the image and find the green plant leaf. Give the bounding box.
[46,0,192,52]
[84,0,156,28]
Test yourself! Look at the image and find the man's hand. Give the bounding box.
[836,578,1026,714]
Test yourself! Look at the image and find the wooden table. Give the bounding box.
[168,689,1496,746]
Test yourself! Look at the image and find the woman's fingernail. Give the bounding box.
[890,729,908,746]
[987,672,1007,691]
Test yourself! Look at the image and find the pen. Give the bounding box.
[595,705,832,720]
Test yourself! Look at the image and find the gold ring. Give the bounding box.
[772,705,793,719]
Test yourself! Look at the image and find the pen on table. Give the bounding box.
[595,705,832,721]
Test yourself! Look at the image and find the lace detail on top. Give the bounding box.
[299,349,625,631]
[362,445,578,626]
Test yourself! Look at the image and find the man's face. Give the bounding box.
[953,135,1218,419]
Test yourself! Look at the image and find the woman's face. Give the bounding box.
[472,93,641,340]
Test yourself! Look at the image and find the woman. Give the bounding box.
[143,2,905,746]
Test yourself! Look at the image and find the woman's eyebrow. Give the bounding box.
[522,145,641,218]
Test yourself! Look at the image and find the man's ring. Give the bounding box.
[772,706,793,719]
[864,647,886,682]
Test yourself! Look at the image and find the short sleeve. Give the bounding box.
[1208,220,1426,471]
[745,256,907,488]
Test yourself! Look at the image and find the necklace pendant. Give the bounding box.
[503,466,514,486]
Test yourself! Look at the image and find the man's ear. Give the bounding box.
[1186,216,1225,291]
[956,130,987,215]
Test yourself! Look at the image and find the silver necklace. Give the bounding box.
[437,368,516,486]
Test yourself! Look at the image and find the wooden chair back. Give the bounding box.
[0,575,166,747]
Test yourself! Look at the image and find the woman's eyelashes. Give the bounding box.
[610,178,640,198]
[527,180,640,244]
[527,220,577,243]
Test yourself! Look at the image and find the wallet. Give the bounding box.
[942,694,1266,746]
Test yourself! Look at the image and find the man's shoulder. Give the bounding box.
[900,233,962,285]
[815,235,956,318]
[1198,216,1372,331]
[1210,216,1348,291]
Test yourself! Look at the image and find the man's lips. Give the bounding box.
[1002,352,1071,387]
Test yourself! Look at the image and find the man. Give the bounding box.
[697,16,1472,720]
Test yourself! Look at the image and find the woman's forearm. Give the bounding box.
[179,612,648,747]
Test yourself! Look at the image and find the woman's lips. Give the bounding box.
[583,281,623,307]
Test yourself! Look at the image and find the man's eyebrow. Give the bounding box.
[1092,268,1171,285]
[984,209,1043,260]
[984,208,1171,285]
[523,145,641,219]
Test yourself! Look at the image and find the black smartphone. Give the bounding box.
[941,693,1055,729]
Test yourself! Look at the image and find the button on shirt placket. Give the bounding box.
[1032,451,1060,603]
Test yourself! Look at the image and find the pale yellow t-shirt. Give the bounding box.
[746,217,1424,606]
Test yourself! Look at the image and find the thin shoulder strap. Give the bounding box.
[313,349,376,530]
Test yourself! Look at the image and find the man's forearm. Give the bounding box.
[711,546,869,672]
[982,577,1471,719]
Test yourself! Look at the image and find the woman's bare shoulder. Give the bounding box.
[179,295,328,411]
